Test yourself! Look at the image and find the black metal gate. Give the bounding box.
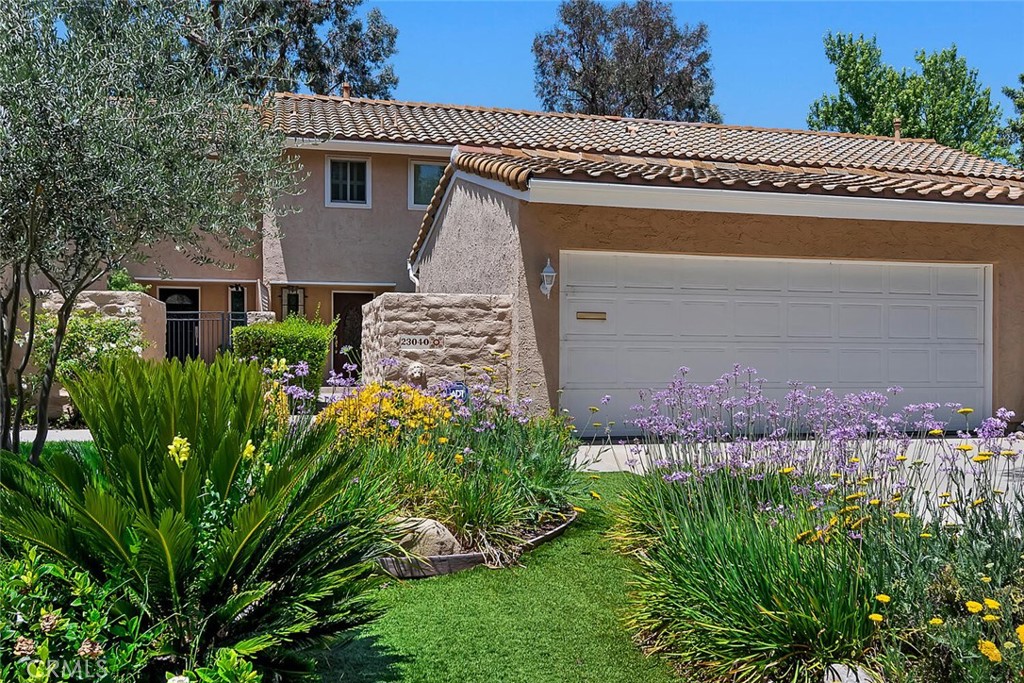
[166,312,247,362]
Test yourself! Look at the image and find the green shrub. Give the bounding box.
[0,545,162,681]
[0,355,395,679]
[31,309,144,385]
[318,372,583,561]
[106,269,148,292]
[231,315,335,393]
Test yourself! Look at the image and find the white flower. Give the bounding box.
[168,677,190,683]
[132,345,143,355]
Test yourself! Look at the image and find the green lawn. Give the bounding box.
[324,473,674,683]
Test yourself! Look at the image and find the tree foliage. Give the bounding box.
[181,0,399,100]
[1002,74,1024,167]
[532,0,721,122]
[808,33,1008,159]
[0,0,297,458]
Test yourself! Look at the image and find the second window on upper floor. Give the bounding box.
[326,157,370,207]
[410,160,446,209]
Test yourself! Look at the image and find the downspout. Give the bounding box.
[407,262,419,288]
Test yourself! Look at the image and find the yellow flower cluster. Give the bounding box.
[167,435,190,468]
[977,639,1001,663]
[318,382,452,444]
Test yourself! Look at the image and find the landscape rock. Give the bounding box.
[823,664,879,683]
[395,517,464,557]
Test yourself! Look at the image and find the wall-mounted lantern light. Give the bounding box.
[540,258,557,299]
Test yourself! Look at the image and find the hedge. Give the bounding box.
[231,315,335,393]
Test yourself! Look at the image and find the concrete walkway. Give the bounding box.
[18,429,94,443]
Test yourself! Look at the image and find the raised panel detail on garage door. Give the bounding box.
[559,252,990,433]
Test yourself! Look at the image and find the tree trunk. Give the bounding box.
[0,270,22,453]
[29,296,74,464]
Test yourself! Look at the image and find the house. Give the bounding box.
[128,91,1024,430]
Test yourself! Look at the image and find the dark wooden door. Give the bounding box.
[160,288,200,362]
[333,293,373,375]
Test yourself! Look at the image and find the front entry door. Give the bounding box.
[333,293,373,376]
[160,288,200,362]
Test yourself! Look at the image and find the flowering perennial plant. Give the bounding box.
[317,361,583,561]
[615,365,1024,682]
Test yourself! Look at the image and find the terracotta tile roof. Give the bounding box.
[407,145,1024,265]
[269,92,1024,181]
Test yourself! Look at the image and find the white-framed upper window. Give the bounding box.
[325,157,371,208]
[409,160,446,209]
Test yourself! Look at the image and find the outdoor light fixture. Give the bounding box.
[540,258,557,299]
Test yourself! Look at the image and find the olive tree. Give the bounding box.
[0,0,297,459]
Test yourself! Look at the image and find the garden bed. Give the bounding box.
[379,510,578,578]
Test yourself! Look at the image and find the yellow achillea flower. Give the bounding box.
[981,576,992,583]
[868,499,881,506]
[588,406,600,413]
[167,436,190,468]
[982,614,1000,622]
[593,422,602,428]
[1001,450,1019,458]
[895,455,908,462]
[919,532,933,538]
[957,407,974,415]
[1017,624,1024,646]
[955,444,974,452]
[849,457,861,463]
[838,505,860,514]
[927,429,943,436]
[454,454,464,465]
[973,498,985,507]
[590,490,602,500]
[868,613,884,623]
[795,530,815,544]
[928,617,944,626]
[977,639,1001,663]
[572,506,586,514]
[875,594,891,604]
[972,455,992,463]
[830,472,841,479]
[780,467,796,475]
[893,512,911,520]
[437,437,449,444]
[966,601,984,614]
[241,439,256,460]
[984,598,1001,610]
[939,492,952,498]
[846,492,866,501]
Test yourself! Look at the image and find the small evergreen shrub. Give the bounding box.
[106,269,148,292]
[232,315,335,393]
[32,310,144,384]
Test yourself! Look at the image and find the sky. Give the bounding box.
[370,0,1023,130]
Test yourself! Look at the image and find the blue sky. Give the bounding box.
[372,1,1022,129]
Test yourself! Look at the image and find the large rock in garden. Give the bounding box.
[823,665,879,682]
[395,518,464,557]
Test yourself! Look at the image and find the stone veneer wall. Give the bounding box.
[361,293,512,387]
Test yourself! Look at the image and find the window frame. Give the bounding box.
[324,156,372,209]
[281,286,306,317]
[408,159,447,210]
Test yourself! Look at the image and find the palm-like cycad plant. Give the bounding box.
[0,355,393,679]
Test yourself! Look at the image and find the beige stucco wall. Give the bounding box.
[263,149,440,290]
[513,202,1024,417]
[416,184,1024,419]
[361,293,513,388]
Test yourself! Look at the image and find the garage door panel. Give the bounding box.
[679,300,731,336]
[621,347,692,386]
[563,345,620,386]
[840,264,886,293]
[936,268,983,296]
[734,301,783,337]
[888,349,932,384]
[936,305,982,340]
[838,349,885,382]
[838,303,884,338]
[936,349,983,383]
[788,348,837,383]
[788,302,833,337]
[620,298,676,336]
[889,267,932,295]
[889,305,931,339]
[788,262,836,293]
[560,252,988,433]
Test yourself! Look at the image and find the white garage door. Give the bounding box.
[560,251,990,433]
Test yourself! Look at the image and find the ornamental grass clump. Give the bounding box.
[318,363,583,562]
[0,355,395,680]
[615,365,1024,682]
